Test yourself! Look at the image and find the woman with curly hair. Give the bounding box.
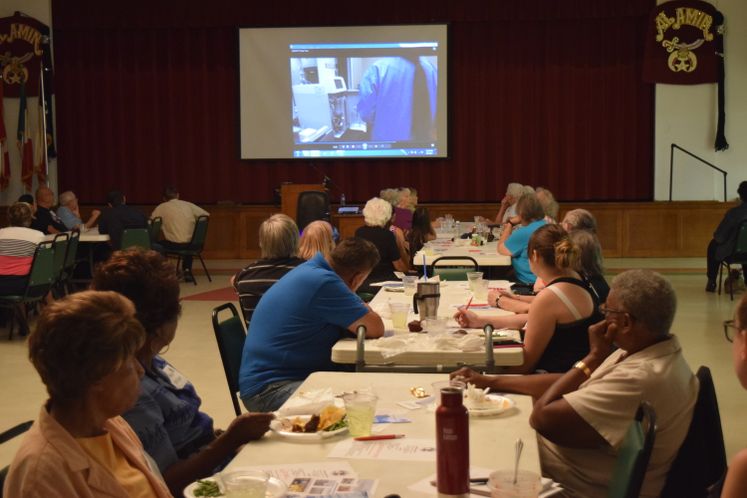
[91,249,273,496]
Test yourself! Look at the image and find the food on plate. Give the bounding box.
[277,405,347,433]
[408,320,423,332]
[193,479,222,497]
[464,383,493,410]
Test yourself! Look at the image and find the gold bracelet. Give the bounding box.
[573,360,592,378]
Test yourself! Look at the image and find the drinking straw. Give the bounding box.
[422,254,428,281]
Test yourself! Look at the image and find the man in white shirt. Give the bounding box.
[151,186,209,280]
[452,269,698,498]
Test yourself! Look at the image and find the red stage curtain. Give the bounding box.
[52,0,654,205]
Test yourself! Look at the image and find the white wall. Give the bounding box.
[655,0,747,201]
[0,0,56,205]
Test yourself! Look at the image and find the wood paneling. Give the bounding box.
[66,200,736,260]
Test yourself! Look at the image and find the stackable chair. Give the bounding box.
[164,215,211,284]
[120,228,151,250]
[211,303,247,416]
[718,219,747,300]
[608,402,657,498]
[430,256,479,281]
[0,241,55,339]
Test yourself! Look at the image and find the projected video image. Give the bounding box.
[291,55,437,147]
[238,25,447,159]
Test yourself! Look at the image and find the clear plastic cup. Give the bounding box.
[403,275,418,296]
[473,279,489,302]
[467,272,484,292]
[389,302,410,329]
[488,470,541,498]
[220,469,269,498]
[424,317,448,335]
[342,392,378,437]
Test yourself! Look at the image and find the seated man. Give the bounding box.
[706,181,747,292]
[57,190,101,230]
[98,189,148,250]
[30,186,67,234]
[452,269,698,498]
[239,237,385,412]
[151,185,209,281]
[232,214,305,324]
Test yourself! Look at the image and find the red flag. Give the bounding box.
[17,83,34,192]
[0,80,10,190]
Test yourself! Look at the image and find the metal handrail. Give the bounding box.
[669,143,727,201]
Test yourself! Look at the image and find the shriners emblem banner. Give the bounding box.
[643,0,728,150]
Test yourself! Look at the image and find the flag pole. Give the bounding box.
[39,67,49,187]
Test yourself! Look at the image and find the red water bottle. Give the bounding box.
[436,387,469,497]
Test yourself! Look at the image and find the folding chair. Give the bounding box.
[211,303,247,417]
[608,402,657,498]
[50,233,69,299]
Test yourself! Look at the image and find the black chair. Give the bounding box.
[718,219,747,300]
[164,215,211,285]
[148,216,163,244]
[430,256,479,281]
[607,402,657,498]
[0,420,33,496]
[297,190,330,233]
[211,303,247,417]
[660,366,727,498]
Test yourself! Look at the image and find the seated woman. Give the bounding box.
[718,294,747,497]
[497,193,546,284]
[407,206,436,267]
[92,249,273,496]
[5,290,172,497]
[560,208,597,234]
[535,187,559,223]
[0,202,45,296]
[298,220,335,260]
[492,228,608,313]
[356,197,409,291]
[494,182,523,224]
[455,224,597,373]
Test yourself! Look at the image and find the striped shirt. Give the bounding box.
[0,227,45,276]
[233,257,305,323]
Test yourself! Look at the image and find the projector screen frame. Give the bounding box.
[236,23,450,161]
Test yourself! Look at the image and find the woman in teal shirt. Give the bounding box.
[498,193,546,284]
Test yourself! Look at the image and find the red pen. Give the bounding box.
[464,297,473,309]
[354,434,406,441]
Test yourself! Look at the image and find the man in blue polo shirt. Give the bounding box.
[239,237,385,412]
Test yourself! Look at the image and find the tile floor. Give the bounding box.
[1,258,745,475]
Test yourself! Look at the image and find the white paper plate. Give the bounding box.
[465,395,516,417]
[270,415,348,442]
[183,476,287,498]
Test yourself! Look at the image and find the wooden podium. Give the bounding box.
[279,183,326,222]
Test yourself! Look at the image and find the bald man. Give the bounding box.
[30,187,67,234]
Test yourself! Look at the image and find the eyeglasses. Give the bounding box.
[598,304,631,318]
[724,319,740,343]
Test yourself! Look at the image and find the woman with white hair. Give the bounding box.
[494,182,524,224]
[355,197,409,291]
